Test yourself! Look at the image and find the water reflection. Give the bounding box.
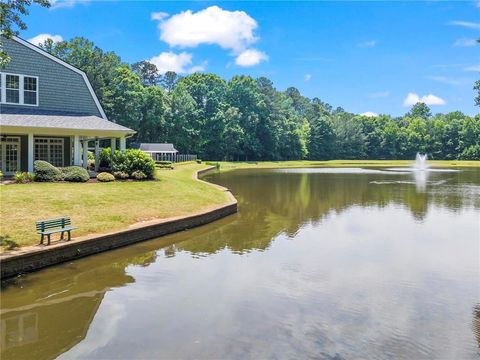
[1,168,479,359]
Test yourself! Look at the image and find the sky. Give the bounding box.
[22,1,480,116]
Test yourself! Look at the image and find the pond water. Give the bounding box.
[1,167,480,360]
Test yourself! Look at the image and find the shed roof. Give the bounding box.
[0,108,134,134]
[139,143,178,152]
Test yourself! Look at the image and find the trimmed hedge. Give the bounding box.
[61,166,90,182]
[112,149,155,179]
[113,171,129,179]
[97,172,115,182]
[131,170,147,180]
[34,160,62,182]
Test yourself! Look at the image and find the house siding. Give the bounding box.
[1,38,102,117]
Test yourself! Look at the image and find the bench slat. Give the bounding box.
[38,226,77,235]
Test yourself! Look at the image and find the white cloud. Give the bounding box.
[151,12,169,21]
[403,93,446,107]
[368,91,389,98]
[449,20,480,30]
[304,74,312,81]
[235,49,268,67]
[148,52,206,74]
[357,40,377,48]
[464,64,480,72]
[154,6,258,53]
[49,0,89,9]
[28,33,63,45]
[453,38,477,47]
[361,112,378,117]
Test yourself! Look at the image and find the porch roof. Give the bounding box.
[0,108,135,135]
[139,143,178,153]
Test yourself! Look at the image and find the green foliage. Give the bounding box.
[34,160,62,182]
[0,170,3,181]
[0,235,19,250]
[458,145,480,160]
[60,166,89,182]
[206,161,221,170]
[131,170,147,180]
[39,36,480,161]
[113,171,129,180]
[112,149,156,179]
[99,147,112,168]
[196,159,202,164]
[97,172,115,182]
[14,172,34,183]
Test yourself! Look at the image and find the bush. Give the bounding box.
[34,160,62,182]
[60,166,89,182]
[113,171,129,180]
[458,145,480,160]
[0,170,3,181]
[206,161,221,170]
[131,170,147,180]
[99,147,112,168]
[14,172,34,183]
[97,172,115,182]
[112,149,155,179]
[156,160,172,165]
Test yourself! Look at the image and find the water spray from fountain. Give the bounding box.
[414,153,428,171]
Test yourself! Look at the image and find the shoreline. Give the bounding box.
[0,166,237,279]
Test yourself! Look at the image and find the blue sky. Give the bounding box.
[23,1,480,116]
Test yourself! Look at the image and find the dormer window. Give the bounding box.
[0,72,38,106]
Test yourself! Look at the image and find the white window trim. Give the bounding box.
[34,137,64,167]
[0,72,39,107]
[0,136,22,175]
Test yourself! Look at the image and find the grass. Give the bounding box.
[216,159,480,172]
[0,163,229,250]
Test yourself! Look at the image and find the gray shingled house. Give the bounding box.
[0,36,135,175]
[139,143,178,161]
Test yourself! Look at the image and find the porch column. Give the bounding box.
[82,140,89,169]
[73,135,81,166]
[94,139,100,172]
[110,138,116,167]
[27,133,34,173]
[119,137,126,151]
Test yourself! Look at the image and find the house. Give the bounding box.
[0,36,135,175]
[139,143,178,161]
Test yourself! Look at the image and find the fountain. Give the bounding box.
[414,153,428,171]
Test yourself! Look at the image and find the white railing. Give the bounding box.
[151,153,198,163]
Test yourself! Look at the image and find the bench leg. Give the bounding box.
[67,231,71,241]
[40,234,44,245]
[47,234,51,245]
[60,231,65,240]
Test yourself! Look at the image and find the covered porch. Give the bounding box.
[0,110,135,175]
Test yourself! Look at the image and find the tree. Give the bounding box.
[131,61,159,86]
[407,102,431,120]
[160,71,180,92]
[0,0,50,67]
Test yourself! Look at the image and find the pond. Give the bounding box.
[1,167,479,359]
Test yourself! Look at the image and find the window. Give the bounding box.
[23,76,38,105]
[6,74,20,104]
[34,138,64,167]
[0,73,38,106]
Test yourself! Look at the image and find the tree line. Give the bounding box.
[40,37,480,161]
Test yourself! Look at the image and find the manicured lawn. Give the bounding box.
[0,163,229,250]
[216,160,480,172]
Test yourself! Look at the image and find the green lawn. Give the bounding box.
[0,163,229,250]
[216,159,480,172]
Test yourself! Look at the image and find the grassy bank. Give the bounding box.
[215,160,480,172]
[0,163,229,250]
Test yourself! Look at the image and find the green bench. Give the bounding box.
[36,216,77,245]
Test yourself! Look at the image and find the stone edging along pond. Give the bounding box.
[0,166,237,279]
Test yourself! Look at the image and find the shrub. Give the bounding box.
[0,235,19,250]
[97,172,115,182]
[131,170,147,180]
[112,149,155,179]
[0,170,3,181]
[156,160,172,165]
[206,161,221,170]
[34,160,62,182]
[14,172,34,183]
[99,147,112,168]
[61,166,89,182]
[113,171,129,180]
[458,145,480,160]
